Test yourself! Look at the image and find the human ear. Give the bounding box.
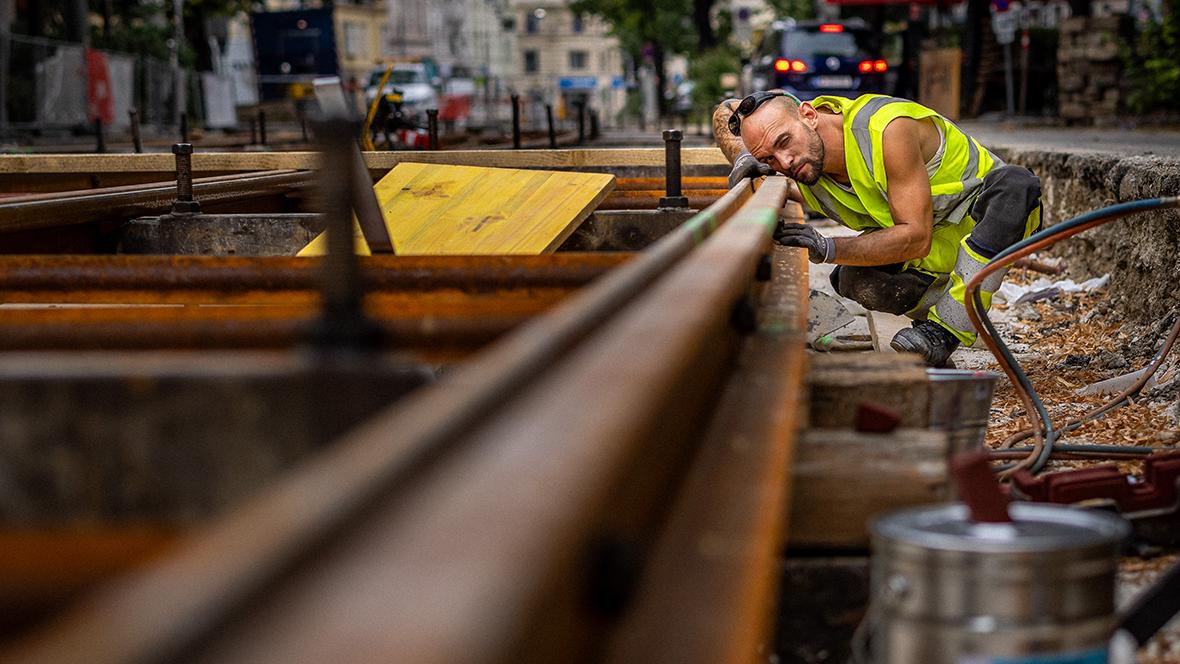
[798,102,818,128]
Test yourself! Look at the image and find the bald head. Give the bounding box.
[739,96,826,185]
[739,96,799,154]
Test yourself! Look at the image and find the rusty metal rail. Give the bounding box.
[0,254,628,300]
[0,254,631,355]
[0,170,313,233]
[3,177,805,664]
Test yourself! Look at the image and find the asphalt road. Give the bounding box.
[936,122,1180,160]
[599,121,1180,160]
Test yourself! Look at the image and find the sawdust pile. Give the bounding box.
[978,267,1180,474]
[966,266,1180,664]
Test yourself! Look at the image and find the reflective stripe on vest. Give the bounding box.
[797,95,1001,233]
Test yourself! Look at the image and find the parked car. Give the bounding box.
[745,18,887,100]
[364,63,440,122]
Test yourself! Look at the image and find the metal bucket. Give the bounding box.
[864,503,1130,664]
[927,368,999,457]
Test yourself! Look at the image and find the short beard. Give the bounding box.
[797,126,825,186]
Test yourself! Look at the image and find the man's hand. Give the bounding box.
[728,151,775,189]
[775,222,835,264]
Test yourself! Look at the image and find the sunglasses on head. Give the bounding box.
[727,91,801,137]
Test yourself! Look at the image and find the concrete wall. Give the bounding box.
[993,146,1180,323]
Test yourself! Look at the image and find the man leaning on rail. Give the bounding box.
[712,91,1042,367]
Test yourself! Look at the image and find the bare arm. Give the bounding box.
[830,118,933,266]
[711,99,746,164]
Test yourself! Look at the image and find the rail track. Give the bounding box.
[0,138,818,663]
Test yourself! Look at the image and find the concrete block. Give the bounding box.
[558,209,696,252]
[119,213,325,256]
[0,352,433,525]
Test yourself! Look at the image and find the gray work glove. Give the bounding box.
[727,150,775,189]
[774,222,836,264]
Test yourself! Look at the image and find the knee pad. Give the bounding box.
[835,266,931,316]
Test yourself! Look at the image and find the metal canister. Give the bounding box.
[928,368,999,457]
[867,503,1130,664]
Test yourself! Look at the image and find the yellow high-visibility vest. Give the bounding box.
[796,94,1002,276]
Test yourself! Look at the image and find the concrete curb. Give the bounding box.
[992,145,1180,323]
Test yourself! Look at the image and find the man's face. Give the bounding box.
[741,103,825,186]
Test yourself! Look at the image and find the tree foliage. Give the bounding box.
[571,0,701,113]
[570,0,698,59]
[1124,0,1180,113]
[765,0,816,20]
[88,0,251,67]
[689,46,741,108]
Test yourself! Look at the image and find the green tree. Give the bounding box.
[89,0,251,69]
[89,0,180,62]
[1125,0,1180,113]
[689,47,740,109]
[571,0,702,114]
[765,0,816,20]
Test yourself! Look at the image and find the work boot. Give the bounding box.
[890,319,960,367]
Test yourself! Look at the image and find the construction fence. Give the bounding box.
[0,32,200,134]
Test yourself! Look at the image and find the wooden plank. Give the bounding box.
[0,148,731,175]
[604,240,809,664]
[787,428,950,549]
[299,164,615,256]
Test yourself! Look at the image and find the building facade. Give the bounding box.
[335,1,389,87]
[508,0,625,127]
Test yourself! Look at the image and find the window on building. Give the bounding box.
[569,50,588,70]
[502,17,515,31]
[525,50,540,73]
[572,14,584,33]
[526,13,540,33]
[343,22,367,60]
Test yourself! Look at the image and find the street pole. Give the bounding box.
[1003,42,1015,117]
[171,0,184,130]
[1019,29,1029,115]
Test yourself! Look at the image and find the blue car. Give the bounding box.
[747,18,887,100]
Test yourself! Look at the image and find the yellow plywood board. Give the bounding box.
[298,163,615,256]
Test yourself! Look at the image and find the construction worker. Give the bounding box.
[713,91,1042,366]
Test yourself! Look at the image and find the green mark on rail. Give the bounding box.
[684,210,715,245]
[727,207,777,235]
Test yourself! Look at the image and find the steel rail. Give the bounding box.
[167,177,790,664]
[0,254,628,293]
[612,176,728,191]
[0,171,303,205]
[604,243,808,663]
[0,171,313,233]
[0,148,732,175]
[0,287,580,307]
[0,306,540,356]
[3,178,766,664]
[595,194,731,211]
